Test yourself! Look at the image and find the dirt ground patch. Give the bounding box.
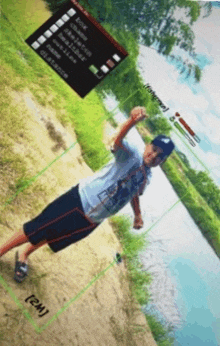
[0,89,157,346]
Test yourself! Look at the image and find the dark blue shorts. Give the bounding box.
[23,184,100,253]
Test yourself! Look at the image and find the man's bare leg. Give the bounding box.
[0,229,29,257]
[19,240,47,263]
[15,240,47,277]
[0,228,47,272]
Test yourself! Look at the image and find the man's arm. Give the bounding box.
[130,194,141,217]
[130,194,144,229]
[112,106,147,152]
[112,117,135,152]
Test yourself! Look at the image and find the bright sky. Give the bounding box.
[138,3,220,186]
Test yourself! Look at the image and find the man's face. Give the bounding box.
[143,143,164,167]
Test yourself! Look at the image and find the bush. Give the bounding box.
[145,314,174,346]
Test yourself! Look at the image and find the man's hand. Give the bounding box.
[130,106,148,123]
[133,214,144,229]
[112,106,148,152]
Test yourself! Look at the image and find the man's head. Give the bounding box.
[143,135,175,167]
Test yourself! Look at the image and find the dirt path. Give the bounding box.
[0,89,157,345]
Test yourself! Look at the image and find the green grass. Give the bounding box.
[145,314,175,346]
[169,150,190,174]
[0,2,113,172]
[109,215,151,305]
[65,91,112,171]
[109,215,174,346]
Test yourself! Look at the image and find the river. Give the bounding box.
[104,95,220,346]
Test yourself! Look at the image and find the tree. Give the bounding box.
[107,0,211,82]
[146,115,172,136]
[175,150,190,167]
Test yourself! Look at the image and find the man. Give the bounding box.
[0,106,175,282]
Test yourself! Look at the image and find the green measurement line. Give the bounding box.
[102,87,210,178]
[142,197,182,236]
[1,11,215,336]
[0,258,118,333]
[99,88,141,123]
[38,258,117,332]
[0,274,40,332]
[171,126,210,174]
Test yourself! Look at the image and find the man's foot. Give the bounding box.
[16,253,28,276]
[14,251,28,283]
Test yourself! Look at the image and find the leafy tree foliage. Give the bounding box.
[146,114,172,136]
[109,0,211,82]
[194,65,202,82]
[186,169,220,217]
[175,150,190,167]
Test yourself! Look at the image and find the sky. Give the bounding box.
[137,2,220,186]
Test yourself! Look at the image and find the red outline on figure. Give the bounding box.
[25,141,150,246]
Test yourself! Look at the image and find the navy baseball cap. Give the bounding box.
[151,135,175,161]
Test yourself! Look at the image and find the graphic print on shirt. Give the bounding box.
[97,166,146,214]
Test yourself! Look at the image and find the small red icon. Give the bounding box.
[175,112,200,143]
[106,59,115,68]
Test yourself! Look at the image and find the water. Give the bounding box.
[104,95,220,346]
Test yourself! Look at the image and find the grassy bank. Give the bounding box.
[109,215,175,346]
[162,156,220,256]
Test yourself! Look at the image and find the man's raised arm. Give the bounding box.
[112,106,148,152]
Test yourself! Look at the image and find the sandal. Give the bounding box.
[14,251,28,283]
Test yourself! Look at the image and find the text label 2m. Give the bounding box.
[25,294,49,317]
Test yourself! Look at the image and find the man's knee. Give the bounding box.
[18,228,29,242]
[35,239,47,248]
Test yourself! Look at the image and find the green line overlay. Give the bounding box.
[0,12,213,334]
[38,259,117,333]
[0,275,40,332]
[0,258,118,333]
